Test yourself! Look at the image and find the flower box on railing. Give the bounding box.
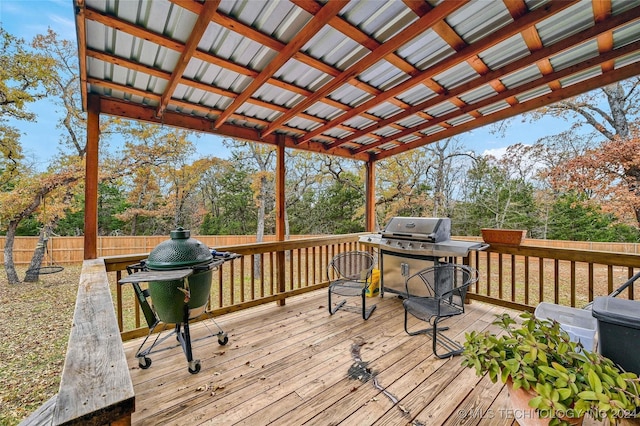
[481,229,527,246]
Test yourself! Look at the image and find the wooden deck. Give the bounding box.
[122,290,603,425]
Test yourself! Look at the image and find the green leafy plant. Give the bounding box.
[461,312,640,425]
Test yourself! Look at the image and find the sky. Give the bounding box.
[0,0,576,170]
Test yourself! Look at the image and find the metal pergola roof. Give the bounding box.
[74,0,640,162]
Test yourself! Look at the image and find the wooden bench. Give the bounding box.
[23,259,135,425]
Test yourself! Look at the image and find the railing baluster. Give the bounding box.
[524,256,530,306]
[486,251,491,297]
[240,256,245,302]
[570,261,576,307]
[312,247,316,285]
[116,270,123,332]
[511,254,516,303]
[218,265,224,308]
[474,250,479,293]
[289,249,293,291]
[608,265,614,298]
[134,288,141,329]
[498,253,503,300]
[251,254,255,299]
[538,257,544,306]
[297,248,301,289]
[588,263,594,303]
[230,258,235,305]
[554,259,560,305]
[260,253,265,297]
[269,251,274,295]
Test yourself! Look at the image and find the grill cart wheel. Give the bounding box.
[218,334,229,345]
[188,361,201,374]
[138,356,152,369]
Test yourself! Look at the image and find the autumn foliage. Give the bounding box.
[548,134,640,227]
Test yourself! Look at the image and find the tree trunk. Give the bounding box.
[4,221,20,284]
[24,226,51,282]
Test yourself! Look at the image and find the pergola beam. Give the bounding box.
[96,97,372,162]
[157,1,220,117]
[375,59,640,160]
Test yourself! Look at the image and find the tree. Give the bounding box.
[547,192,639,242]
[0,28,84,284]
[458,153,538,236]
[199,159,257,234]
[1,161,84,283]
[115,122,201,234]
[531,80,639,141]
[423,138,474,218]
[547,134,640,227]
[376,149,432,225]
[528,78,640,228]
[223,140,276,241]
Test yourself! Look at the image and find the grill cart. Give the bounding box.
[361,217,488,298]
[119,228,236,374]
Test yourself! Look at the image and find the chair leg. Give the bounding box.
[404,312,461,358]
[404,310,449,336]
[431,317,463,359]
[328,289,346,315]
[361,291,376,320]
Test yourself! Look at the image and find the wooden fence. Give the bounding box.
[0,235,321,265]
[3,235,640,265]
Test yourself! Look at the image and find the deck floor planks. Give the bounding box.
[127,293,342,420]
[173,298,409,424]
[339,303,505,426]
[441,371,507,426]
[129,294,399,424]
[318,303,498,426]
[122,290,608,425]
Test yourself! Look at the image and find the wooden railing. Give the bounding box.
[1,234,322,265]
[466,243,640,312]
[103,233,366,340]
[51,259,134,425]
[104,235,640,341]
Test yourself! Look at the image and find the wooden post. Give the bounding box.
[276,134,286,306]
[84,95,100,260]
[365,159,376,232]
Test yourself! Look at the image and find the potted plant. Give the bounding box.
[461,312,640,426]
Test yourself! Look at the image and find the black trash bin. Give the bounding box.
[592,296,640,375]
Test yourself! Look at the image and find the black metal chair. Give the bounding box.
[327,251,377,320]
[403,263,478,358]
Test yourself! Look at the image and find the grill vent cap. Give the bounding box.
[146,227,213,270]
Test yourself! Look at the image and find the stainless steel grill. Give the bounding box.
[360,217,487,297]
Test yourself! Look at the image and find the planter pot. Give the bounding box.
[505,379,584,426]
[481,229,527,246]
[618,418,640,425]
